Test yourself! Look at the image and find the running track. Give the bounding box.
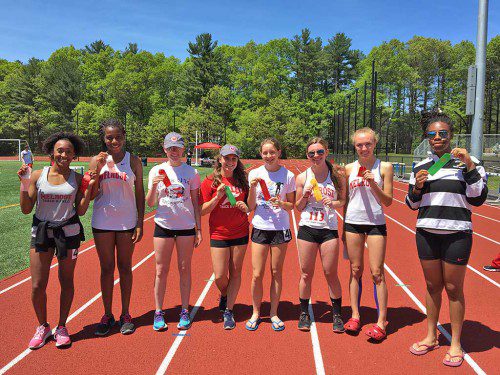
[0,160,498,374]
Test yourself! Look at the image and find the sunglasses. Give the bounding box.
[307,149,325,158]
[426,130,449,140]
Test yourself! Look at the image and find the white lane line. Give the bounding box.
[384,264,486,375]
[155,273,215,375]
[384,213,500,289]
[0,215,155,296]
[336,209,486,375]
[0,250,156,374]
[291,209,325,375]
[392,186,500,223]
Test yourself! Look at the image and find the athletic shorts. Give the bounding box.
[297,226,338,244]
[251,228,292,245]
[344,223,387,236]
[210,235,249,248]
[153,224,196,238]
[92,227,135,234]
[416,229,472,265]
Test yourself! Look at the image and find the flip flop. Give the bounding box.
[271,319,285,332]
[344,318,361,332]
[245,318,261,331]
[443,351,464,367]
[409,342,440,356]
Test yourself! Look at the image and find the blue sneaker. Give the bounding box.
[177,309,192,330]
[223,309,235,330]
[153,310,167,331]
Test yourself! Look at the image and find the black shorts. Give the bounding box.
[297,226,338,244]
[153,224,196,238]
[210,235,249,248]
[344,223,387,236]
[92,227,135,234]
[251,228,292,245]
[416,229,472,265]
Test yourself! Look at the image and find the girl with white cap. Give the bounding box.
[146,132,202,331]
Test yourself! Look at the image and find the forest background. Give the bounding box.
[0,30,498,158]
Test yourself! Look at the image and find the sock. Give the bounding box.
[299,298,309,314]
[331,297,342,316]
[42,322,49,327]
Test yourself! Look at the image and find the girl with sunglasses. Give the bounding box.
[343,127,393,340]
[295,137,346,332]
[246,138,296,331]
[406,111,487,367]
[147,132,202,331]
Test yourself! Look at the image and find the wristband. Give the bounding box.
[80,172,91,194]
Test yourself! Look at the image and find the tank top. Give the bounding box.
[345,159,386,225]
[92,152,137,230]
[35,167,77,222]
[299,168,339,230]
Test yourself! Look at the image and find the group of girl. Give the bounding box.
[19,110,486,368]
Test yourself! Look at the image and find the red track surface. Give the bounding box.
[0,160,498,375]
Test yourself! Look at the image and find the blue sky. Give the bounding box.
[1,0,498,62]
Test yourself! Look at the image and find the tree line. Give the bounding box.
[0,30,498,158]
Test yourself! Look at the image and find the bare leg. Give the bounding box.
[346,232,365,320]
[154,237,175,311]
[30,248,55,325]
[366,235,388,329]
[94,231,116,316]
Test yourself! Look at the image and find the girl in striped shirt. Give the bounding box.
[406,110,487,367]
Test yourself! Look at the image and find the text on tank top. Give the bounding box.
[92,152,137,230]
[35,167,77,222]
[345,159,385,225]
[299,168,338,230]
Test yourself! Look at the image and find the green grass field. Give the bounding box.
[0,161,212,280]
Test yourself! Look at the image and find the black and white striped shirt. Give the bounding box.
[406,154,488,232]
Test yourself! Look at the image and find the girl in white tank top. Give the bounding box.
[18,132,95,349]
[343,128,393,341]
[295,137,346,332]
[89,120,145,335]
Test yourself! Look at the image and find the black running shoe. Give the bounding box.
[332,314,345,333]
[95,314,115,336]
[223,309,236,330]
[219,295,227,312]
[483,265,500,272]
[119,314,135,335]
[298,312,311,331]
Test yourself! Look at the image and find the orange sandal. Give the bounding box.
[365,324,387,341]
[344,318,361,332]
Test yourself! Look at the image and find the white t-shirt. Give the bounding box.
[21,150,33,164]
[249,165,296,230]
[148,162,201,230]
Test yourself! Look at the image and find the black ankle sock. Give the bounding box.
[331,297,342,315]
[299,298,309,314]
[42,322,49,327]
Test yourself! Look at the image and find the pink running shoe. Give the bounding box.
[28,324,52,349]
[54,326,71,348]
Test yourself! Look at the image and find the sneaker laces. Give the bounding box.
[223,310,233,319]
[34,325,47,339]
[121,314,132,324]
[154,311,164,323]
[180,309,190,321]
[55,326,68,337]
[100,314,112,325]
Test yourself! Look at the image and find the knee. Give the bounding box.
[32,281,47,296]
[425,280,444,295]
[117,261,132,275]
[100,261,115,276]
[271,267,282,280]
[252,270,264,283]
[229,267,242,280]
[445,283,463,301]
[155,264,169,279]
[300,271,313,284]
[59,276,74,291]
[371,269,384,285]
[350,264,363,279]
[214,273,227,284]
[178,261,191,275]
